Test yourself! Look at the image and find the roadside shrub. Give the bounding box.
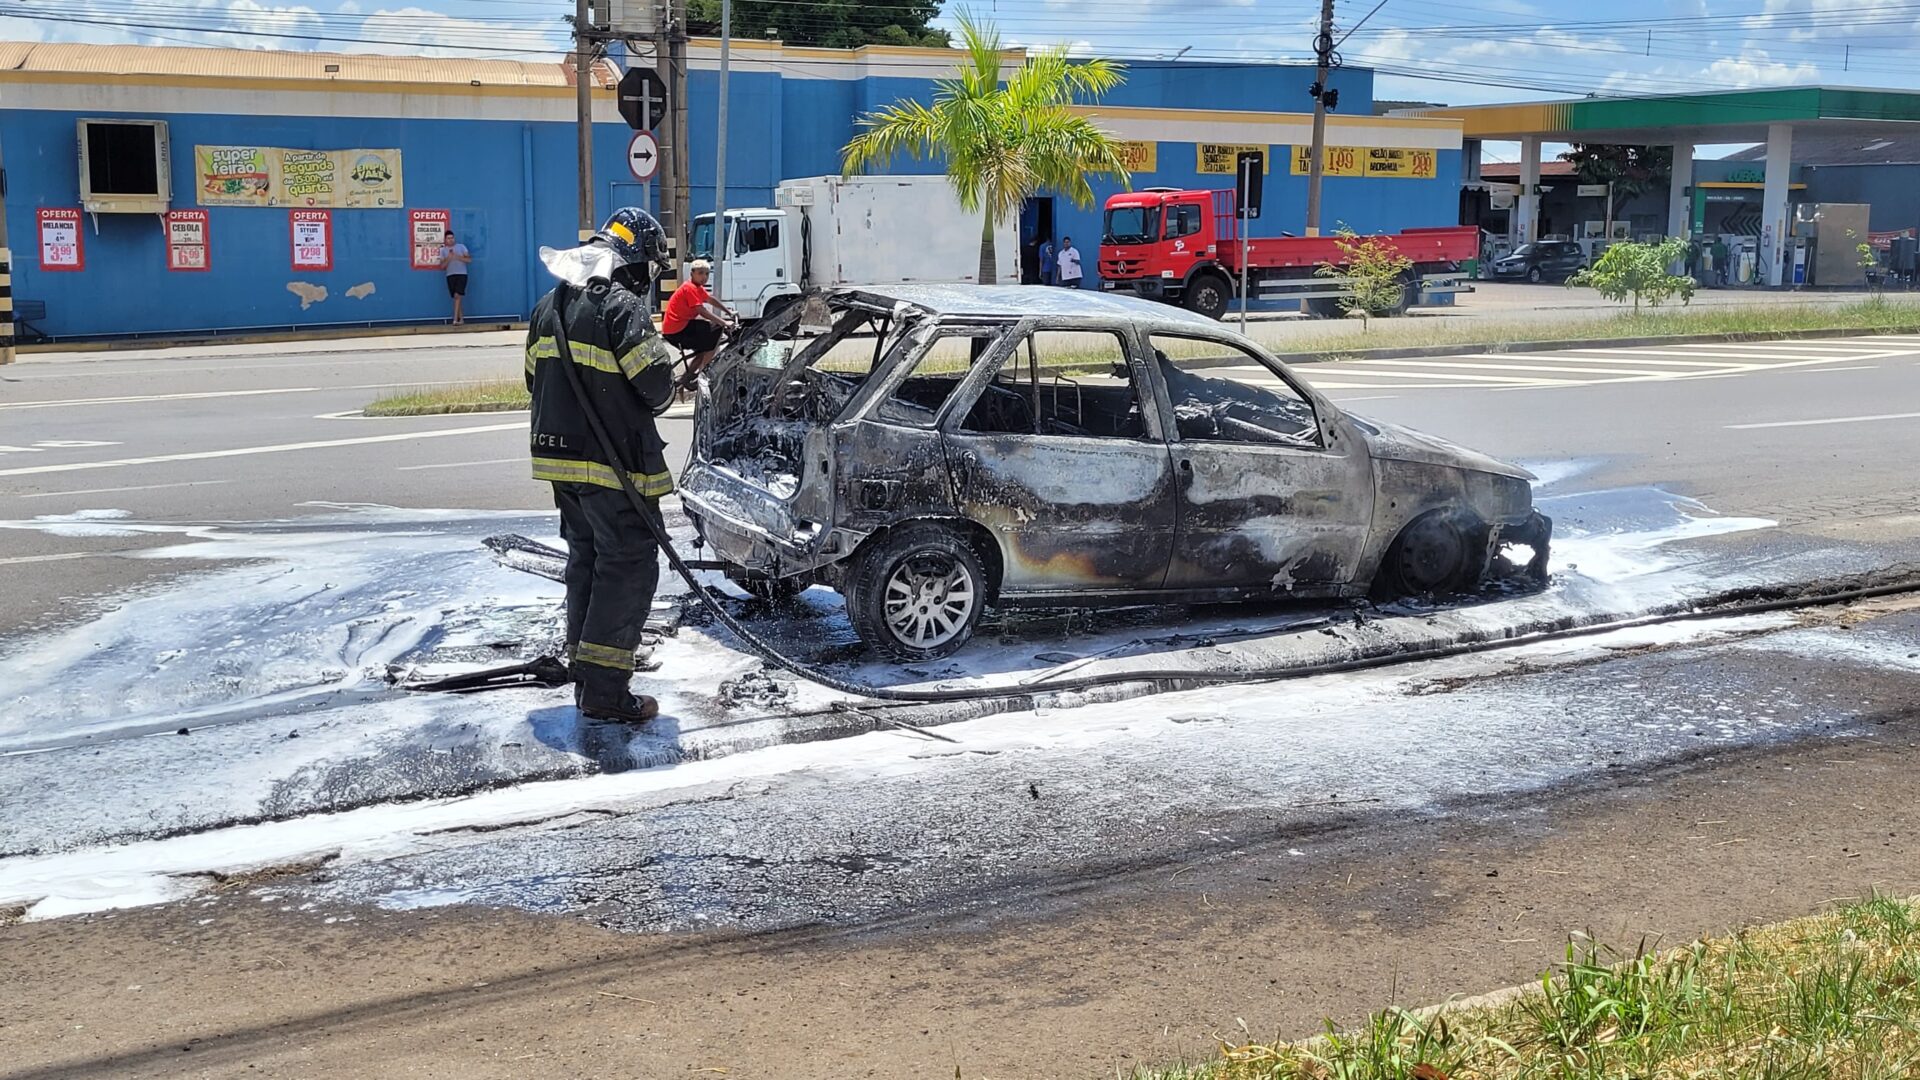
[1316,226,1416,328]
[1567,238,1696,312]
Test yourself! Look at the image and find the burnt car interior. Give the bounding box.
[961,331,1150,439]
[1149,335,1322,449]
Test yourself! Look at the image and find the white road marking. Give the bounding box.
[0,422,526,478]
[1727,411,1920,430]
[1776,365,1877,375]
[0,383,430,411]
[1479,352,1734,367]
[395,457,522,472]
[17,480,232,499]
[0,551,102,566]
[1348,358,1724,377]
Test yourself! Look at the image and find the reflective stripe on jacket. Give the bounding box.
[524,279,677,497]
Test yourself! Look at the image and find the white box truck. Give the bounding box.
[689,174,1020,320]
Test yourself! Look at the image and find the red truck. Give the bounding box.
[1096,187,1478,320]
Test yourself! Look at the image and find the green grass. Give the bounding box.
[1130,892,1920,1080]
[364,380,531,416]
[1284,295,1920,360]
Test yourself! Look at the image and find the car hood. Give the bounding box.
[1346,414,1535,481]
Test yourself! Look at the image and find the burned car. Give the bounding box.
[680,285,1551,660]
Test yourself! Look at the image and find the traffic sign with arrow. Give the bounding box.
[627,130,659,182]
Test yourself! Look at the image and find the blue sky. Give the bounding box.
[4,0,1913,115]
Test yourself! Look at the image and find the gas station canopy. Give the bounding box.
[1399,86,1920,286]
[1401,86,1920,146]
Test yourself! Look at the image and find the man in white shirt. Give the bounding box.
[441,229,472,325]
[1055,236,1083,289]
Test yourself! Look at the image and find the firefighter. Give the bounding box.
[525,207,676,723]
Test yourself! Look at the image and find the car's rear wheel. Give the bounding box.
[1374,511,1476,598]
[1183,273,1232,320]
[845,523,988,660]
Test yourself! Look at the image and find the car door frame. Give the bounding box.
[1137,326,1378,599]
[934,315,1182,602]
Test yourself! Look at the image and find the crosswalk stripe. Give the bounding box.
[1346,358,1721,377]
[1488,352,1737,367]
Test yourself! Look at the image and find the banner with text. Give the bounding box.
[1197,143,1270,175]
[1115,141,1158,174]
[197,147,404,208]
[1289,145,1437,179]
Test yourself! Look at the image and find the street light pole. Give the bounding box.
[1303,0,1335,238]
[575,0,595,241]
[710,0,732,299]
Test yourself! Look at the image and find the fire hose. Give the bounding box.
[412,283,1920,705]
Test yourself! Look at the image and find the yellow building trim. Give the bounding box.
[1071,103,1458,130]
[0,69,609,100]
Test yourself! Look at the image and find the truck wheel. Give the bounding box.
[1183,274,1232,320]
[1372,511,1477,599]
[845,522,988,660]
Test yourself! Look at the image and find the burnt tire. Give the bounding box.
[1183,274,1232,320]
[1373,511,1476,599]
[845,522,988,661]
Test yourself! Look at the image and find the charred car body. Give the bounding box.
[680,285,1551,659]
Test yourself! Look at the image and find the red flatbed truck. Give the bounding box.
[1096,187,1478,320]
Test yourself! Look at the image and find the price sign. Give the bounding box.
[410,208,450,270]
[290,209,332,271]
[38,208,84,271]
[166,209,210,272]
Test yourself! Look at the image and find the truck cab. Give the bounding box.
[1099,188,1232,316]
[690,209,803,322]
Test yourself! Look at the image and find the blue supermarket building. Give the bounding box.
[0,38,1467,341]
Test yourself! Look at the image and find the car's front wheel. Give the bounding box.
[845,522,988,660]
[1373,511,1477,599]
[1526,266,1544,284]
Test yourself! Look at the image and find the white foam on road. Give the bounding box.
[0,613,1795,920]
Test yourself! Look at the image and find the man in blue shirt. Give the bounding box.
[1038,238,1056,286]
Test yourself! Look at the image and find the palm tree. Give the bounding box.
[840,12,1129,284]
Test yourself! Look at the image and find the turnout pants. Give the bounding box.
[553,481,662,709]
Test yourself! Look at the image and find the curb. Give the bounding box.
[364,400,529,417]
[19,320,527,355]
[1279,323,1920,365]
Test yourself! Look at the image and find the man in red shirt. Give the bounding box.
[661,258,738,387]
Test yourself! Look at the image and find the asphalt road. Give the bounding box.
[4,313,1918,637]
[4,309,1920,1078]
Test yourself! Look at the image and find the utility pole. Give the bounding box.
[1304,0,1336,238]
[574,0,596,241]
[659,0,689,284]
[710,0,732,297]
[0,126,13,366]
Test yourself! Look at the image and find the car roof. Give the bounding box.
[832,283,1221,328]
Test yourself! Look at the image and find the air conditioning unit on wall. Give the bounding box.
[77,119,172,215]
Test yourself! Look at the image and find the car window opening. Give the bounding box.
[877,326,1008,428]
[1149,334,1320,448]
[963,330,1147,439]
